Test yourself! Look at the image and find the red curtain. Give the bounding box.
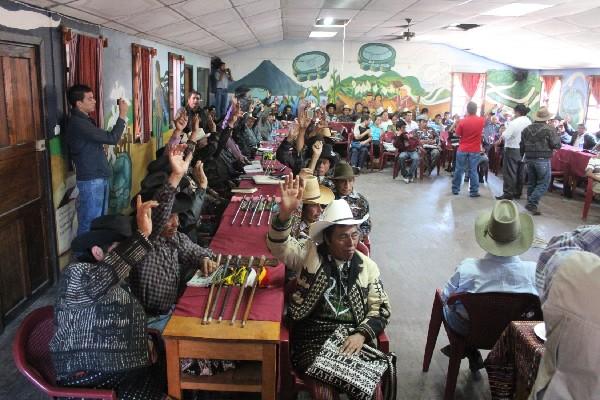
[590,76,600,103]
[132,44,154,143]
[460,73,481,100]
[64,30,104,127]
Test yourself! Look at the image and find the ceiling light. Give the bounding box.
[445,23,481,31]
[482,3,553,17]
[309,31,338,38]
[315,18,349,27]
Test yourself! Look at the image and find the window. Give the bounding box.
[451,73,486,116]
[540,75,561,116]
[168,52,185,122]
[132,44,155,143]
[587,76,600,133]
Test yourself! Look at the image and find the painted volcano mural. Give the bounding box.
[229,59,305,96]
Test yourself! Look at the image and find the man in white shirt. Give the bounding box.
[402,110,418,132]
[496,104,531,200]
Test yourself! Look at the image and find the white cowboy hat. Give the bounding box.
[376,106,385,116]
[309,199,369,242]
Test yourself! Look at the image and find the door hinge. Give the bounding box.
[36,139,46,152]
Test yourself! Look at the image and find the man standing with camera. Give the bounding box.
[66,84,128,235]
[214,61,233,120]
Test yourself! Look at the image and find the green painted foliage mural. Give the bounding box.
[486,69,541,112]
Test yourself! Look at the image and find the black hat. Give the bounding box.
[326,103,336,110]
[141,171,168,191]
[131,190,192,214]
[147,155,170,173]
[72,215,132,253]
[234,86,250,97]
[319,143,338,165]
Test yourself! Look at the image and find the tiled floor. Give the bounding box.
[0,167,594,400]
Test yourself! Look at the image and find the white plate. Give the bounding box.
[534,322,546,342]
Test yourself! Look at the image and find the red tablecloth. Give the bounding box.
[173,262,285,322]
[552,145,593,178]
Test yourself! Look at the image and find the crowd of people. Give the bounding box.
[54,77,599,400]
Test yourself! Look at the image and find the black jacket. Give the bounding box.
[66,109,126,180]
[520,122,561,159]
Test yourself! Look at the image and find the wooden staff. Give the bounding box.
[249,195,263,226]
[218,254,242,322]
[241,255,266,328]
[201,253,222,324]
[230,255,255,325]
[208,254,232,323]
[231,196,247,225]
[257,196,269,226]
[240,198,254,226]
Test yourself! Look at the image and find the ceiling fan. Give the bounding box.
[381,18,416,41]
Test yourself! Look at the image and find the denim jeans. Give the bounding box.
[215,88,229,119]
[398,151,419,178]
[452,151,480,195]
[526,158,551,207]
[76,178,109,235]
[350,144,369,169]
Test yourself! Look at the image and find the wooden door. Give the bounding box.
[0,42,51,326]
[184,64,193,100]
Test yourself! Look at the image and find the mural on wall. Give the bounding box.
[292,51,330,82]
[486,69,542,115]
[358,43,396,72]
[559,72,588,126]
[153,59,170,149]
[105,81,133,215]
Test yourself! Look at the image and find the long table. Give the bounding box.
[551,145,594,197]
[163,158,287,400]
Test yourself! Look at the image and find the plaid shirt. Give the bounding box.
[536,225,600,300]
[129,183,212,316]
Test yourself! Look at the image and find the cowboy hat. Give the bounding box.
[302,176,334,205]
[331,161,355,180]
[376,106,385,116]
[534,107,554,122]
[318,127,332,137]
[72,215,132,253]
[319,143,339,165]
[474,200,534,257]
[343,104,352,110]
[309,199,369,242]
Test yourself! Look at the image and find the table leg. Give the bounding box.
[563,172,573,198]
[165,338,182,400]
[261,344,277,400]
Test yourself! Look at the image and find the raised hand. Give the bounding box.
[297,107,311,130]
[118,98,129,118]
[175,113,188,132]
[207,113,216,133]
[227,97,240,128]
[193,160,208,189]
[168,144,192,178]
[136,195,158,238]
[278,173,304,221]
[312,140,323,159]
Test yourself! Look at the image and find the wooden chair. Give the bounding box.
[582,176,595,219]
[279,323,389,400]
[379,132,398,170]
[422,289,542,400]
[12,306,118,399]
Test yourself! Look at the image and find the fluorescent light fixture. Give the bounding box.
[315,18,349,27]
[323,17,333,26]
[482,3,553,17]
[309,31,338,38]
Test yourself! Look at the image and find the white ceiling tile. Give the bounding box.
[318,8,360,19]
[354,10,393,23]
[560,31,600,45]
[558,7,600,29]
[103,21,141,35]
[231,0,259,5]
[51,5,109,24]
[116,7,185,32]
[282,8,319,19]
[171,0,231,18]
[281,0,323,8]
[20,0,56,8]
[151,21,200,39]
[160,0,186,4]
[192,8,241,27]
[365,0,412,12]
[236,0,280,18]
[385,10,436,23]
[176,29,216,43]
[524,19,585,36]
[67,0,162,19]
[245,9,282,24]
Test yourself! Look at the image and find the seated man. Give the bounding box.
[530,251,600,399]
[331,161,372,239]
[325,102,338,122]
[316,143,338,190]
[290,175,334,240]
[350,115,372,173]
[129,146,216,330]
[394,120,420,183]
[415,114,440,176]
[267,175,391,399]
[337,104,354,122]
[50,197,169,399]
[441,200,537,375]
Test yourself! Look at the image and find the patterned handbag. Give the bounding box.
[306,326,397,400]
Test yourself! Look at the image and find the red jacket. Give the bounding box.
[393,132,420,152]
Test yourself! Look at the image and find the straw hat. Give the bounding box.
[318,127,332,137]
[474,200,534,257]
[309,199,369,242]
[343,104,352,110]
[534,107,554,122]
[302,176,334,205]
[331,161,355,180]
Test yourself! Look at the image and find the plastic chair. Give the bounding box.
[379,132,398,170]
[422,289,542,400]
[12,306,117,399]
[392,151,424,180]
[279,323,389,400]
[347,132,375,171]
[582,176,595,219]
